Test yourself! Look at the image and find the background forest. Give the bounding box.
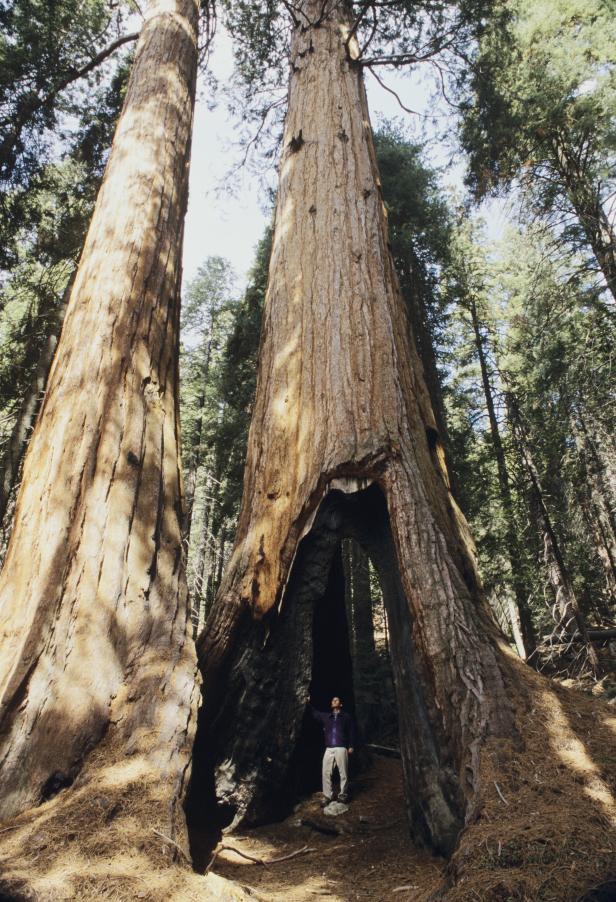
[1,0,614,719]
[0,1,615,900]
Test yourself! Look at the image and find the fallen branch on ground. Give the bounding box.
[366,743,401,758]
[206,843,315,874]
[268,845,317,863]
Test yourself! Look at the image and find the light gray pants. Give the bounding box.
[322,746,349,798]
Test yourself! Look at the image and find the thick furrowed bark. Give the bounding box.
[0,0,200,858]
[196,0,514,857]
[194,7,615,894]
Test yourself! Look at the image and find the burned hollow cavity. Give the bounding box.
[187,483,464,861]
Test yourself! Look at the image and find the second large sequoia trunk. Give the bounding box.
[0,0,200,883]
[196,1,616,885]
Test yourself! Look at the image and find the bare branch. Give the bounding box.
[205,842,315,874]
[1,30,140,174]
[367,68,419,115]
[151,829,191,864]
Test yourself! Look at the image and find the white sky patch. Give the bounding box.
[182,29,509,291]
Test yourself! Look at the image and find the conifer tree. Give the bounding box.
[0,0,202,889]
[195,5,615,896]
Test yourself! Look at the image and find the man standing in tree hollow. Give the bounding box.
[306,696,356,806]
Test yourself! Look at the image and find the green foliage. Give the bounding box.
[461,0,616,191]
[180,236,271,620]
[496,227,616,619]
[458,0,616,287]
[0,64,129,447]
[375,124,452,273]
[220,0,493,167]
[180,255,239,480]
[0,0,133,186]
[0,0,134,272]
[214,229,271,523]
[441,216,616,639]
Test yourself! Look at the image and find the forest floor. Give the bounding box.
[0,668,614,900]
[202,756,445,901]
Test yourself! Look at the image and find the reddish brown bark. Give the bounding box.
[0,0,200,877]
[196,0,514,856]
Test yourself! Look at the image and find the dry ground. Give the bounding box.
[1,667,615,901]
[205,756,444,902]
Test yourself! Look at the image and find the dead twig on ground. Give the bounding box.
[206,843,315,874]
[151,829,191,864]
[493,781,509,806]
[268,844,317,863]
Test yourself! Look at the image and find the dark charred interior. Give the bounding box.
[186,484,464,871]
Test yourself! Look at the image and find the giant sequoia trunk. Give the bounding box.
[195,9,616,894]
[196,0,513,856]
[0,0,200,887]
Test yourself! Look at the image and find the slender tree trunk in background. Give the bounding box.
[572,417,616,608]
[349,540,381,737]
[402,254,452,466]
[184,327,215,537]
[213,525,227,601]
[575,413,616,544]
[193,469,219,629]
[469,303,536,658]
[190,6,611,881]
[578,497,616,617]
[351,543,376,658]
[505,597,527,660]
[552,136,616,301]
[184,389,206,536]
[508,397,600,673]
[0,0,200,879]
[0,276,72,532]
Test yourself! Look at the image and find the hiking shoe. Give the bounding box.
[320,797,332,808]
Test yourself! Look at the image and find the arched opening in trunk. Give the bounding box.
[186,483,464,870]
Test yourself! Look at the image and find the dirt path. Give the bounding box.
[206,757,445,901]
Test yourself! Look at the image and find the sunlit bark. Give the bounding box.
[197,0,516,856]
[0,0,200,858]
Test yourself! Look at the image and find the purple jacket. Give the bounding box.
[309,706,356,749]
